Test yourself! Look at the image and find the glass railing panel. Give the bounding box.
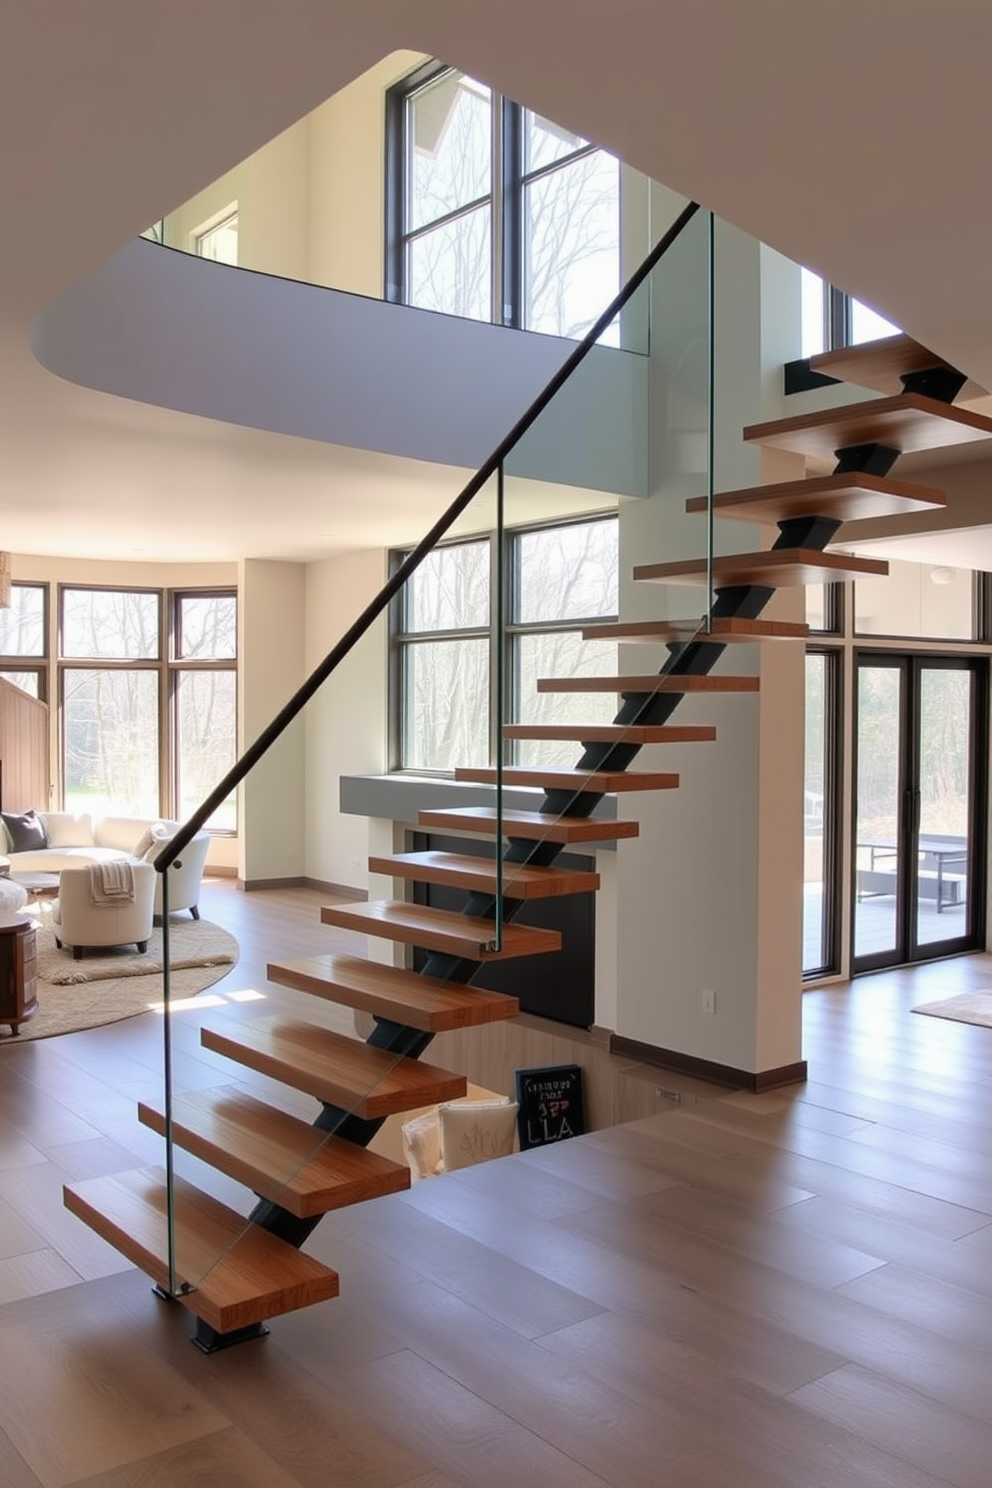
[147,199,709,1337]
[156,471,509,1316]
[141,96,654,351]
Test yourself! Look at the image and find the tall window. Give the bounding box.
[173,593,238,830]
[387,63,621,340]
[393,516,618,771]
[801,267,901,357]
[195,208,239,266]
[37,585,239,826]
[0,584,47,698]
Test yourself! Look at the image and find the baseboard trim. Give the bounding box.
[304,878,368,902]
[609,1034,807,1093]
[204,865,236,880]
[238,876,306,892]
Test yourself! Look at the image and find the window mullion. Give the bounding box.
[501,97,522,328]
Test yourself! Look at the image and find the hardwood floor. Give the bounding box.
[0,880,989,1485]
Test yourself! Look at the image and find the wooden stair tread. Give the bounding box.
[581,616,809,642]
[536,674,759,694]
[503,723,717,743]
[369,850,600,899]
[200,1016,467,1119]
[63,1168,339,1333]
[633,549,888,587]
[419,806,640,843]
[454,766,679,792]
[684,472,946,524]
[267,952,519,1031]
[743,394,992,464]
[138,1090,411,1219]
[809,333,987,400]
[320,900,561,960]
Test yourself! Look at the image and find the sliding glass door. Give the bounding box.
[853,654,987,971]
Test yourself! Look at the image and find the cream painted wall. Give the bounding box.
[11,552,239,871]
[238,558,307,884]
[309,51,424,297]
[165,118,312,283]
[304,549,388,890]
[163,51,424,298]
[614,203,805,1077]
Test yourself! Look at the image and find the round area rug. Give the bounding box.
[0,912,239,1043]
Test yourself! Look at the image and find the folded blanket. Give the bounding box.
[89,860,135,905]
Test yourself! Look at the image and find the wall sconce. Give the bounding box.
[929,566,954,586]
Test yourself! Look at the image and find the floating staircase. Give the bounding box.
[65,330,981,1349]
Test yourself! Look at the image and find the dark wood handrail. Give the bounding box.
[156,200,702,869]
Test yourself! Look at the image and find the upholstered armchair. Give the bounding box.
[145,831,210,919]
[53,862,156,958]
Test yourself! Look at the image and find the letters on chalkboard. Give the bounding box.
[515,1064,585,1150]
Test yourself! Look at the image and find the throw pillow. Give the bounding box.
[0,810,47,853]
[40,812,94,848]
[133,823,173,860]
[401,1111,443,1181]
[439,1099,519,1172]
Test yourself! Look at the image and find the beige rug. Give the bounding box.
[911,990,992,1027]
[0,914,238,1043]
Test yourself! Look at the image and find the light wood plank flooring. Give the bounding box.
[0,881,990,1485]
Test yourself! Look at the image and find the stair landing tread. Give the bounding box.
[268,950,519,1031]
[685,472,946,524]
[454,766,678,792]
[63,1168,339,1333]
[582,616,809,642]
[369,850,600,900]
[321,900,561,960]
[809,333,987,400]
[418,806,640,843]
[503,723,717,742]
[200,1016,467,1119]
[537,673,759,694]
[633,548,887,587]
[743,393,992,466]
[138,1089,410,1219]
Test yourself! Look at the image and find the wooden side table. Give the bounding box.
[0,911,38,1035]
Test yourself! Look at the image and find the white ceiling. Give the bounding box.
[4,1,992,564]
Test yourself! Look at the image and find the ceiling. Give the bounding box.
[4,1,992,564]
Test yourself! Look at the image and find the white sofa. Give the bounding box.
[0,811,210,918]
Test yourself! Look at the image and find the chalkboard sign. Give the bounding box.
[515,1064,585,1150]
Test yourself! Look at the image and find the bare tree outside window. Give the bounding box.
[63,667,160,817]
[390,65,620,340]
[175,592,237,828]
[0,585,45,656]
[395,518,619,772]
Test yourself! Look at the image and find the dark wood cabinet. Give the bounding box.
[0,911,37,1034]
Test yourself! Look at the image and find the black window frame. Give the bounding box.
[803,645,843,980]
[385,60,619,335]
[390,513,619,773]
[0,581,49,702]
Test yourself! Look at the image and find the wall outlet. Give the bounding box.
[702,988,716,1015]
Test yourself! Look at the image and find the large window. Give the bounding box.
[0,584,47,698]
[59,587,237,825]
[393,517,618,771]
[386,63,621,340]
[800,267,901,357]
[0,584,237,827]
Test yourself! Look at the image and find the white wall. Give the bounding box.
[613,199,805,1077]
[163,51,424,297]
[238,558,307,885]
[304,549,389,891]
